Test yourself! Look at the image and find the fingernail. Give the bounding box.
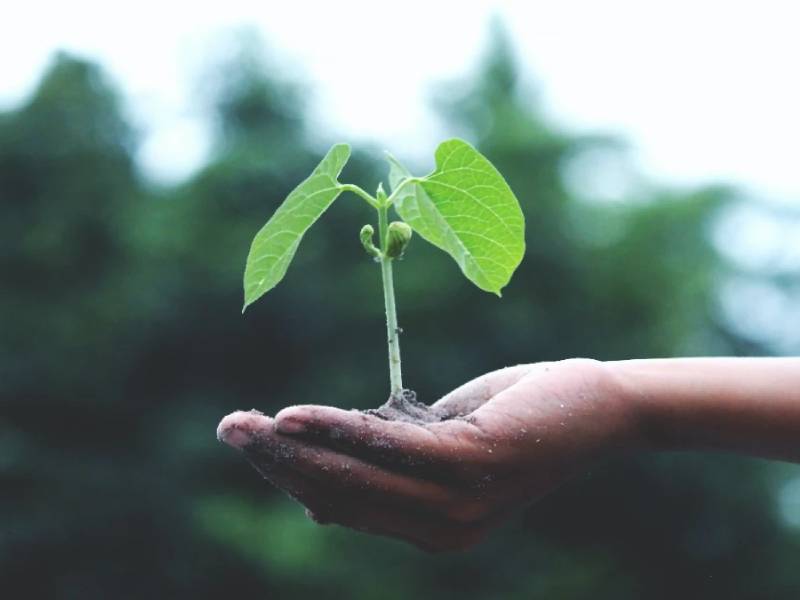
[218,426,252,449]
[275,416,307,435]
[217,413,255,449]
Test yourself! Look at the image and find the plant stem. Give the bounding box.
[378,203,403,396]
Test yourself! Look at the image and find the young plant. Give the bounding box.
[242,139,525,400]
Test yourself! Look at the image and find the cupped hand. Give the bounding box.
[217,359,638,552]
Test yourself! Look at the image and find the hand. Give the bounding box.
[217,359,638,552]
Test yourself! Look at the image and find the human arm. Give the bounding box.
[216,357,800,551]
[612,357,800,461]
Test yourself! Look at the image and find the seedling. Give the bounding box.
[242,139,525,401]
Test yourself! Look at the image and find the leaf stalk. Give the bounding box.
[338,183,379,208]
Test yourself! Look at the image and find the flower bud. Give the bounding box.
[385,221,413,259]
[359,224,380,258]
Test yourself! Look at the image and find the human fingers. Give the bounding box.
[218,410,459,515]
[273,405,491,477]
[431,364,534,417]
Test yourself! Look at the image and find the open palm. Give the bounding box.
[217,359,635,552]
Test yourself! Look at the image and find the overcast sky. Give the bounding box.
[1,0,798,205]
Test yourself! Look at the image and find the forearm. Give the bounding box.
[609,357,800,462]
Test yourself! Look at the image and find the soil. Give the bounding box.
[365,388,451,425]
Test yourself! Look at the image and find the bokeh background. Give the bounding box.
[2,3,800,598]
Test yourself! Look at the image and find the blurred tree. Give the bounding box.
[0,51,281,597]
[422,23,799,599]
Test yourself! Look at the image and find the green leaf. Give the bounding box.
[243,143,350,311]
[388,139,525,295]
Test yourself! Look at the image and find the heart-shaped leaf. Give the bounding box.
[389,139,525,295]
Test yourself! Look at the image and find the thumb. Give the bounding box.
[431,364,533,418]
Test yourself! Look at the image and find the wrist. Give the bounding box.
[605,359,687,452]
[585,360,650,454]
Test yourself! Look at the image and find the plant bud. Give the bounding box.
[376,182,388,204]
[359,224,380,258]
[385,221,413,258]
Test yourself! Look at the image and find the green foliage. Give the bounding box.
[241,137,525,393]
[243,138,525,306]
[389,139,525,295]
[242,143,351,311]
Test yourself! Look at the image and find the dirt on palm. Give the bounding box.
[365,389,451,425]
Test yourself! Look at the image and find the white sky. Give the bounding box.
[1,0,798,205]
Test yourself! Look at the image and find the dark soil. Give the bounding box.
[365,388,451,425]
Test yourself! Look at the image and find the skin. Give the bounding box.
[217,357,800,553]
